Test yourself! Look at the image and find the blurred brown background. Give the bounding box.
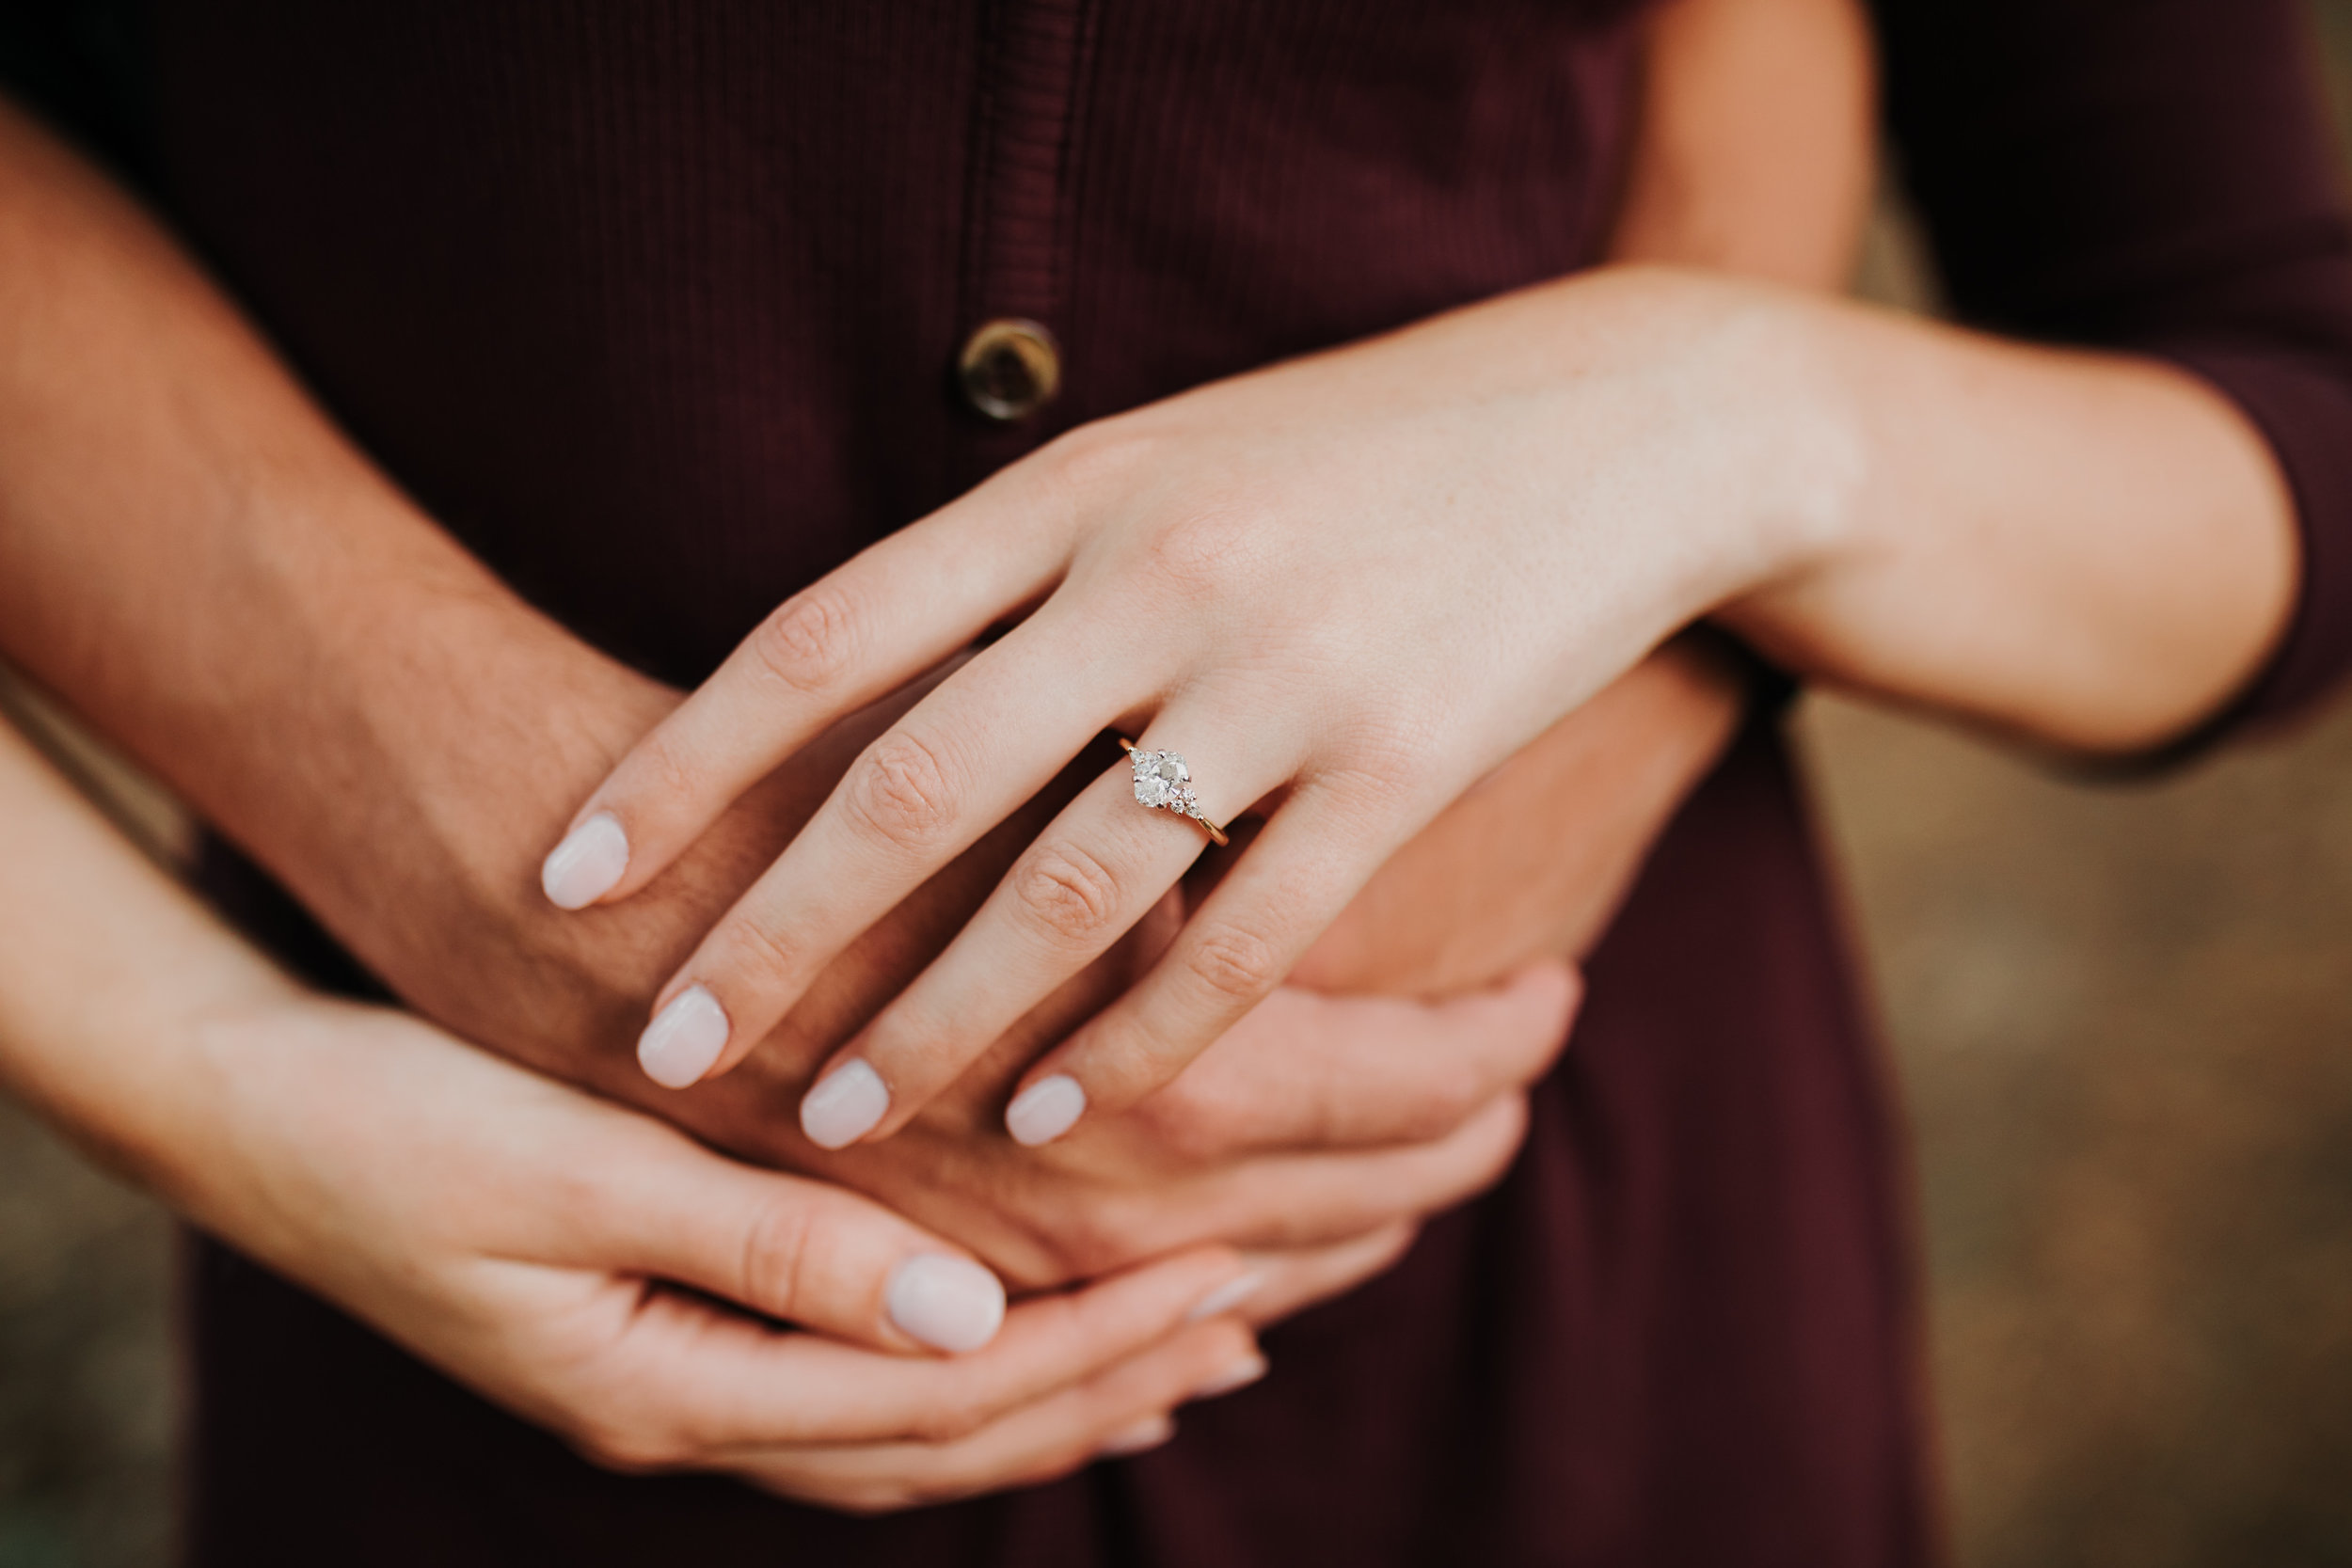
[5,7,2352,1566]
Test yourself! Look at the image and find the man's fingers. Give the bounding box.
[728,1316,1260,1513]
[1225,1093,1530,1247]
[1235,1224,1421,1330]
[1104,1093,1534,1263]
[537,478,1072,914]
[1136,964,1581,1157]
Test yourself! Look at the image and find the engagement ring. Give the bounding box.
[1120,739,1230,846]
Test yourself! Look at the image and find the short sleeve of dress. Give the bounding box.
[1872,0,2352,746]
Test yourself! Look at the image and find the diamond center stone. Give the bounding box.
[1131,749,1189,809]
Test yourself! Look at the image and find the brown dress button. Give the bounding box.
[958,318,1062,422]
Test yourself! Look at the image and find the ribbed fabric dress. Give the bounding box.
[6,1,2352,1562]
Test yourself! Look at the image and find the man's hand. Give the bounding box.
[1288,637,1744,997]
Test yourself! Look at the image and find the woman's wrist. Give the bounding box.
[1705,289,2296,752]
[141,990,346,1266]
[0,715,294,1196]
[1594,266,1868,615]
[1463,264,1868,716]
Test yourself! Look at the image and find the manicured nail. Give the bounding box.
[1191,1354,1267,1400]
[1184,1272,1264,1323]
[1005,1074,1086,1147]
[637,985,728,1088]
[1097,1414,1176,1458]
[885,1254,1007,1354]
[801,1059,889,1149]
[541,812,628,910]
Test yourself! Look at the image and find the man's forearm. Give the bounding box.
[0,97,687,1058]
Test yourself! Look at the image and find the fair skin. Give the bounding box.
[0,713,1270,1511]
[1279,0,1875,998]
[0,89,1581,1298]
[0,0,1849,1294]
[0,0,1863,1483]
[558,81,2291,1155]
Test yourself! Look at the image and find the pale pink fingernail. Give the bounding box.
[1184,1272,1264,1323]
[801,1059,889,1149]
[541,812,628,911]
[637,985,728,1088]
[1097,1414,1176,1458]
[1191,1354,1267,1400]
[885,1254,1007,1354]
[1005,1074,1086,1147]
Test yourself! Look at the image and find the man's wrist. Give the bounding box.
[357,614,687,1069]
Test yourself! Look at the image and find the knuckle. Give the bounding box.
[1037,414,1158,501]
[1317,724,1437,810]
[1132,1074,1248,1163]
[975,1177,1164,1285]
[1394,1085,1480,1145]
[1183,921,1281,1006]
[1136,506,1259,602]
[906,1390,995,1446]
[1383,1067,1486,1145]
[1011,842,1127,945]
[1036,1196,1156,1278]
[737,1194,820,1322]
[751,587,861,695]
[718,910,803,995]
[627,727,707,818]
[844,730,961,852]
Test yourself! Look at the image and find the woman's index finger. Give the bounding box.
[539,484,1073,912]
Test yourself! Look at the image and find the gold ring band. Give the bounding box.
[1119,738,1230,846]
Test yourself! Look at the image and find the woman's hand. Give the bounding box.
[169,996,1263,1510]
[546,266,1843,1146]
[434,643,1594,1296]
[0,721,1264,1513]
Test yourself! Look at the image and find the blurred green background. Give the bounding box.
[5,5,2352,1565]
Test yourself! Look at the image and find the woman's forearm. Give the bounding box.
[0,709,287,1206]
[1716,280,2296,753]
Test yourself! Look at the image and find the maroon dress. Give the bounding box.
[11,1,2352,1562]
